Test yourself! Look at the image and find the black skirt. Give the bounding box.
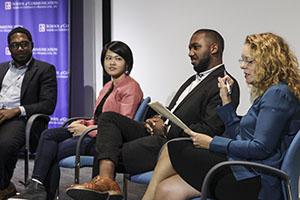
[168,139,261,200]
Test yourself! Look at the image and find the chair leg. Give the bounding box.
[75,164,80,184]
[56,183,60,200]
[24,149,29,185]
[123,174,128,200]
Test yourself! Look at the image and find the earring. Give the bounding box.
[125,67,129,75]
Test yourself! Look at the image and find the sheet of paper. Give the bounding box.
[148,101,191,131]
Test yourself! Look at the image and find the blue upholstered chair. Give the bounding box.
[132,96,151,122]
[58,96,151,187]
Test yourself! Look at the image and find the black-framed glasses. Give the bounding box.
[9,41,31,50]
[238,58,254,65]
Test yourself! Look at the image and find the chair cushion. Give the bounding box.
[58,155,94,168]
[129,171,153,184]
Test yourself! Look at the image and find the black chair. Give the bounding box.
[194,129,300,200]
[57,97,151,198]
[59,97,151,183]
[58,117,95,184]
[21,113,50,185]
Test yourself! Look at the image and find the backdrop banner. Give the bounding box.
[0,0,69,128]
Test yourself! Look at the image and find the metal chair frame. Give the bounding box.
[57,97,151,198]
[22,113,50,185]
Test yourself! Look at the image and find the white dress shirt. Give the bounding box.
[0,58,32,116]
[163,64,223,130]
[170,64,223,114]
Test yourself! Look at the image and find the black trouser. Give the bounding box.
[0,118,26,189]
[95,112,168,175]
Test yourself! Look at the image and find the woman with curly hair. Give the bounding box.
[142,32,300,200]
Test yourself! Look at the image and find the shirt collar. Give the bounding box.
[195,64,223,80]
[10,57,32,69]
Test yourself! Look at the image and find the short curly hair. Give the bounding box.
[193,29,224,57]
[245,32,300,101]
[7,27,33,44]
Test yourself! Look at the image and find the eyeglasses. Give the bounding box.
[238,58,254,65]
[9,41,31,50]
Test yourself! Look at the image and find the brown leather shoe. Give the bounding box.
[0,182,17,200]
[66,176,122,200]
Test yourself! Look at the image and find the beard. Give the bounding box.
[193,53,211,73]
[11,53,32,67]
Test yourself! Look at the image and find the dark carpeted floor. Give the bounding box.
[11,158,147,200]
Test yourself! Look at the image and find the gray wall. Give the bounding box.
[71,0,102,117]
[78,0,300,116]
[110,0,300,115]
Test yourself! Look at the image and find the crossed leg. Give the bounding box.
[142,146,200,200]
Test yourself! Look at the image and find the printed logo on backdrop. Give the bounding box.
[5,2,11,10]
[5,47,10,55]
[39,24,46,32]
[56,70,69,79]
[4,46,61,58]
[33,47,58,56]
[38,23,69,32]
[0,25,22,33]
[49,116,68,126]
[1,0,69,128]
[4,1,58,10]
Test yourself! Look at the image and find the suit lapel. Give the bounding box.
[21,59,37,98]
[168,75,196,109]
[172,65,225,113]
[0,63,10,90]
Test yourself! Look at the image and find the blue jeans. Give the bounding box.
[32,127,95,200]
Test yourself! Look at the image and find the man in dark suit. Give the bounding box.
[66,29,240,200]
[0,27,57,200]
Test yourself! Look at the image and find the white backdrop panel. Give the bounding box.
[110,0,300,115]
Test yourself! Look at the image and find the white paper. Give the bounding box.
[148,101,191,131]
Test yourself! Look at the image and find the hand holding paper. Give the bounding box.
[184,129,212,149]
[147,101,191,132]
[148,101,212,149]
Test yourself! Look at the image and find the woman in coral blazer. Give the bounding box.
[14,41,143,200]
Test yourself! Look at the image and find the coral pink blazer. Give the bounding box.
[80,75,143,137]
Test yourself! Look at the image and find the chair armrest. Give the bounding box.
[25,114,50,151]
[157,137,192,161]
[74,127,97,183]
[75,127,97,165]
[200,161,291,200]
[61,117,91,127]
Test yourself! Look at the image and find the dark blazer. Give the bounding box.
[167,65,240,139]
[0,58,57,117]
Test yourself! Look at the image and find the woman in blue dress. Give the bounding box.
[142,32,300,200]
